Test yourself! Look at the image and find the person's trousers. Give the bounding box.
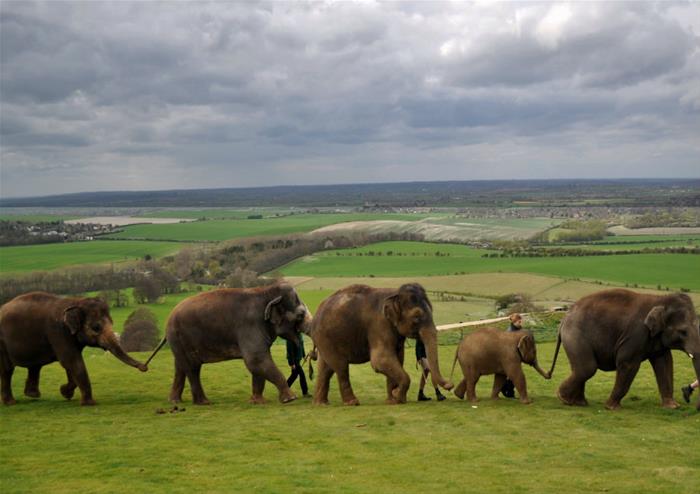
[287,363,308,395]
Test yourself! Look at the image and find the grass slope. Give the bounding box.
[1,343,697,493]
[0,241,184,273]
[104,214,429,241]
[280,241,700,291]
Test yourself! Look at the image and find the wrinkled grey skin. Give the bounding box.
[549,289,700,410]
[147,283,312,405]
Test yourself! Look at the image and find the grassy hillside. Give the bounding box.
[0,343,697,493]
[280,241,700,291]
[0,241,184,274]
[104,214,429,241]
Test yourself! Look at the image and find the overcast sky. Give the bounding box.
[1,1,699,198]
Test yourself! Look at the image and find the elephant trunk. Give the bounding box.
[419,326,453,391]
[100,329,148,372]
[531,360,551,379]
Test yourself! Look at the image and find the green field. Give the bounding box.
[104,213,429,241]
[547,235,700,251]
[136,208,296,220]
[0,241,184,273]
[0,214,79,222]
[280,241,700,291]
[1,342,697,493]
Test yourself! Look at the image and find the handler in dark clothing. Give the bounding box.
[501,313,523,398]
[286,336,309,397]
[416,337,446,402]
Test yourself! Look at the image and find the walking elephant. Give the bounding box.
[549,289,700,410]
[309,283,453,405]
[451,328,550,404]
[146,283,312,405]
[0,292,147,406]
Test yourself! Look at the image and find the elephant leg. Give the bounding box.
[371,351,409,404]
[63,358,95,406]
[250,374,267,405]
[24,366,41,398]
[508,366,531,404]
[466,373,479,402]
[313,357,334,405]
[491,374,507,399]
[60,369,77,400]
[0,348,16,405]
[336,364,360,406]
[453,378,467,399]
[186,363,211,405]
[169,362,186,404]
[649,351,679,409]
[558,349,596,407]
[244,351,295,404]
[606,361,641,410]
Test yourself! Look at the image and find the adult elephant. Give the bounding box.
[309,283,453,405]
[0,292,148,406]
[146,283,311,405]
[549,289,700,410]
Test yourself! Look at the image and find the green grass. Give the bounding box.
[1,342,697,493]
[0,241,185,273]
[0,214,79,222]
[136,208,296,220]
[104,213,430,241]
[279,241,700,291]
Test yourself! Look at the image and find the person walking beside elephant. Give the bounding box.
[287,336,309,397]
[500,313,523,398]
[416,337,446,402]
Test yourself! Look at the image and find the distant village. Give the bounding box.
[0,220,118,247]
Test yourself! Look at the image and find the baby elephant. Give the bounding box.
[452,328,550,404]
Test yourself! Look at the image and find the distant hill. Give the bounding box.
[1,179,698,208]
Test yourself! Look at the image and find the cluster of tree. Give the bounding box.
[624,209,700,229]
[0,220,117,246]
[485,246,700,258]
[120,308,159,352]
[335,250,452,257]
[0,261,181,306]
[494,293,541,314]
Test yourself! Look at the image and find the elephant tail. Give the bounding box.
[449,346,459,381]
[305,345,318,381]
[547,318,565,378]
[144,336,168,367]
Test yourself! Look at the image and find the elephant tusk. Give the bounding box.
[688,353,695,359]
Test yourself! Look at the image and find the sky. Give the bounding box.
[1,1,699,198]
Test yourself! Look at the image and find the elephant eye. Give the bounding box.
[91,323,102,332]
[679,329,688,337]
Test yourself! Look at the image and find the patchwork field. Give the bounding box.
[0,240,184,274]
[279,241,700,291]
[1,343,697,494]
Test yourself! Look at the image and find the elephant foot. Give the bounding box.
[661,398,680,410]
[24,389,40,399]
[520,398,532,405]
[60,384,75,400]
[2,397,17,406]
[604,400,621,411]
[193,397,212,405]
[80,398,97,406]
[343,398,360,406]
[453,389,465,400]
[441,381,454,391]
[279,393,297,404]
[557,389,587,407]
[467,396,479,403]
[249,395,267,405]
[169,396,183,404]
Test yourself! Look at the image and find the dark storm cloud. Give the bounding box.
[1,1,699,197]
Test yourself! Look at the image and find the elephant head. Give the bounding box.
[264,283,312,346]
[517,332,551,379]
[63,298,147,372]
[644,293,700,405]
[383,283,453,391]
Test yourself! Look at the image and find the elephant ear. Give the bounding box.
[383,294,401,327]
[517,334,536,364]
[63,306,85,335]
[644,305,665,337]
[264,295,283,324]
